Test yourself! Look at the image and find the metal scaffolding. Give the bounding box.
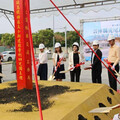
[0,8,13,15]
[30,0,119,14]
[0,0,119,15]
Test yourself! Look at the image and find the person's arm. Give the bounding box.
[69,53,73,67]
[92,50,102,67]
[53,58,56,66]
[52,53,56,66]
[113,47,120,67]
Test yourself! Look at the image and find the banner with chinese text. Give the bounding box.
[14,0,33,90]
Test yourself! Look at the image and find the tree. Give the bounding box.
[0,34,2,45]
[32,33,39,47]
[1,33,15,47]
[54,32,65,46]
[67,31,80,47]
[37,29,54,47]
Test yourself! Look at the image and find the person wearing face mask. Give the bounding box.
[37,43,48,80]
[69,42,84,82]
[91,40,102,83]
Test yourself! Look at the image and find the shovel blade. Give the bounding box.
[60,70,68,73]
[48,75,55,81]
[89,107,112,113]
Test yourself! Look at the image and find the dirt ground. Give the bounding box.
[0,82,73,112]
[0,80,120,120]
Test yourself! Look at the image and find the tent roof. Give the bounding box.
[0,0,120,15]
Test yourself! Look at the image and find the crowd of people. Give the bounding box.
[0,34,119,92]
[37,34,120,92]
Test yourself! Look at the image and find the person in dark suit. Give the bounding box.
[91,40,102,83]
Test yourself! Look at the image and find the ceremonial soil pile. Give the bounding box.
[0,81,120,120]
[0,82,81,112]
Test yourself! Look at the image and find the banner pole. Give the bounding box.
[25,0,43,119]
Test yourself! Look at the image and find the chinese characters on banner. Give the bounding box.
[14,0,33,90]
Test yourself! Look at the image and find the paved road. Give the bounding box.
[2,60,120,90]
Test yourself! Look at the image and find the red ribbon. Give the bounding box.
[104,59,111,66]
[54,58,64,73]
[104,59,115,71]
[75,62,85,68]
[57,58,63,68]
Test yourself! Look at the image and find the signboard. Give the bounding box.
[83,20,120,41]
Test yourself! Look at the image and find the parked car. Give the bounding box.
[2,51,15,61]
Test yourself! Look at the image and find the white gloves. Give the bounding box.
[111,65,115,70]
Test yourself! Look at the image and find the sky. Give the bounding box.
[0,13,80,34]
[0,6,119,34]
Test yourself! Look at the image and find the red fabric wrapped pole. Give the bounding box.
[25,0,43,120]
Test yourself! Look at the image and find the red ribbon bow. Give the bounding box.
[54,58,64,72]
[75,62,85,68]
[104,59,111,66]
[104,59,114,70]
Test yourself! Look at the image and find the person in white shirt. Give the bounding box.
[52,42,66,81]
[37,43,48,80]
[113,113,120,120]
[69,42,83,82]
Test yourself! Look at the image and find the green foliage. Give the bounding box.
[37,29,54,47]
[32,33,39,47]
[54,30,80,47]
[0,34,2,40]
[1,33,15,47]
[32,29,54,47]
[67,31,80,47]
[0,29,81,48]
[54,32,65,46]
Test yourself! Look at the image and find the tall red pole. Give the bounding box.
[50,0,120,85]
[25,0,43,120]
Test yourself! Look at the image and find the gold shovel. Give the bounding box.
[48,58,63,81]
[89,104,120,113]
[48,73,55,81]
[60,62,85,74]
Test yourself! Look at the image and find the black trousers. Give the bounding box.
[0,64,2,83]
[108,63,119,91]
[92,67,102,83]
[70,68,81,82]
[37,64,48,80]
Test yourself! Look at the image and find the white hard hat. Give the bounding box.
[93,40,99,45]
[107,34,115,41]
[55,42,61,48]
[72,42,79,47]
[39,43,45,49]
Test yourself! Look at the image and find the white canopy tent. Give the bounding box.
[0,0,119,31]
[0,0,120,15]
